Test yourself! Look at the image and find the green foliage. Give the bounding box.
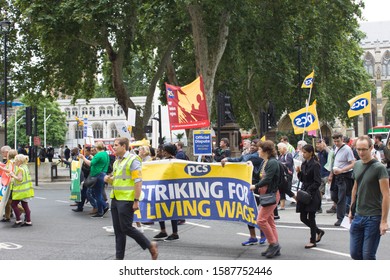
[7,100,67,148]
[0,0,373,141]
[215,0,370,132]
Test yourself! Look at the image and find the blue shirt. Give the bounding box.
[318,150,330,177]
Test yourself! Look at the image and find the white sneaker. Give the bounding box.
[104,226,114,234]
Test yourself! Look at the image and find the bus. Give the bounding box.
[368,125,390,145]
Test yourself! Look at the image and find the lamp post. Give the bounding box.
[1,20,11,145]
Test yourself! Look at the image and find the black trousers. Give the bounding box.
[111,198,151,260]
[300,211,321,243]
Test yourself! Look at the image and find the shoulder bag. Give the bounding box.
[297,190,311,204]
[259,192,277,207]
[258,159,277,207]
[84,175,98,188]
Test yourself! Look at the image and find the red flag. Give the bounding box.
[165,76,210,130]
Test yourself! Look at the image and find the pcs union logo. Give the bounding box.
[294,113,316,128]
[167,88,175,98]
[351,98,369,111]
[184,164,211,176]
[303,78,313,86]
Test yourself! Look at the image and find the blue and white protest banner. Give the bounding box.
[134,160,258,228]
[193,130,212,156]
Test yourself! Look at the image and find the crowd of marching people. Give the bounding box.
[1,132,389,260]
[215,133,389,260]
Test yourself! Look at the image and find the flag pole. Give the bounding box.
[301,70,314,140]
[302,86,313,140]
[319,127,323,141]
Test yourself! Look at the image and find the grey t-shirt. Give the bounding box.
[353,160,388,216]
[333,144,355,171]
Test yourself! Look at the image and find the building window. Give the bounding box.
[93,123,103,139]
[72,107,78,117]
[89,107,95,117]
[81,107,88,116]
[99,106,106,117]
[382,51,390,78]
[107,106,113,117]
[117,106,123,116]
[75,124,83,139]
[111,124,118,138]
[363,52,375,78]
[65,108,71,118]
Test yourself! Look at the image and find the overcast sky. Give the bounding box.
[361,0,390,22]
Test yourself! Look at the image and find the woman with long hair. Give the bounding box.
[250,140,281,258]
[296,144,324,248]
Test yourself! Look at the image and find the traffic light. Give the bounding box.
[26,106,33,136]
[217,92,226,127]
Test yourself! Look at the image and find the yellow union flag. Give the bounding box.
[347,91,371,118]
[289,100,320,134]
[301,70,314,89]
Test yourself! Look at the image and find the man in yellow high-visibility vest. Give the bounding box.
[104,137,158,260]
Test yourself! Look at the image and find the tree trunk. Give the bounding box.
[143,39,180,132]
[187,4,230,119]
[246,67,261,135]
[187,4,230,158]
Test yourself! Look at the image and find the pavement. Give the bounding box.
[32,176,345,230]
[274,199,346,230]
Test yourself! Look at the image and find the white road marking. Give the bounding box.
[276,224,348,231]
[311,247,350,258]
[33,197,46,200]
[238,225,350,258]
[183,221,211,228]
[55,200,70,204]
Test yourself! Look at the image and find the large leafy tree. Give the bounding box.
[7,0,181,139]
[0,0,373,146]
[215,0,371,134]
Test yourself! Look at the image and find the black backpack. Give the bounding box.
[277,161,291,193]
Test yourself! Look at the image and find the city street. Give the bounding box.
[1,181,389,261]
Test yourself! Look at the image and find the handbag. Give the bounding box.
[350,159,377,217]
[259,192,277,207]
[297,190,311,204]
[84,176,98,188]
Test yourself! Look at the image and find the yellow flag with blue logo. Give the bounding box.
[301,70,314,89]
[289,100,320,134]
[347,91,371,118]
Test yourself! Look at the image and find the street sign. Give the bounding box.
[193,130,212,156]
[33,136,41,146]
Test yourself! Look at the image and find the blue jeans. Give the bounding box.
[350,214,381,260]
[95,172,108,215]
[86,187,97,209]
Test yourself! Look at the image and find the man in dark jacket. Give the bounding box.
[213,138,231,162]
[64,146,71,162]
